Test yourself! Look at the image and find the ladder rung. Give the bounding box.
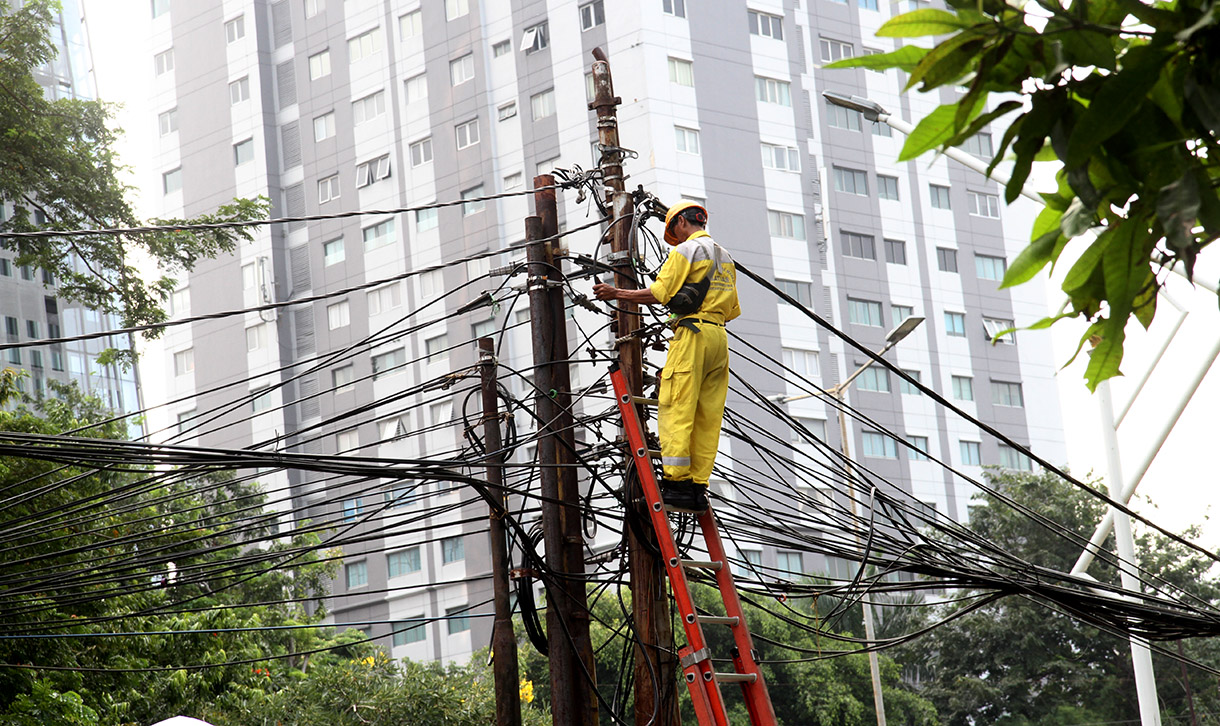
[648,449,661,459]
[632,396,659,406]
[681,559,723,572]
[697,615,740,627]
[714,672,757,684]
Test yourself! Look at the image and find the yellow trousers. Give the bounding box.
[658,322,729,484]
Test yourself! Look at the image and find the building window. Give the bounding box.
[841,231,875,260]
[580,0,605,30]
[951,375,974,401]
[968,191,1001,218]
[906,435,929,460]
[173,349,194,376]
[405,73,427,103]
[767,210,805,239]
[337,428,359,453]
[332,365,354,391]
[393,618,427,646]
[847,298,882,326]
[363,219,395,249]
[348,27,382,62]
[825,100,862,131]
[308,50,331,80]
[229,76,250,105]
[371,348,405,379]
[530,89,556,120]
[233,138,254,166]
[162,168,183,195]
[441,535,465,564]
[345,561,367,588]
[154,49,174,76]
[884,239,906,265]
[321,238,344,267]
[416,207,438,232]
[327,300,350,330]
[521,22,549,53]
[833,167,868,196]
[944,311,966,337]
[819,38,853,62]
[492,39,511,57]
[899,369,922,395]
[446,0,470,20]
[782,347,819,379]
[857,367,890,392]
[761,143,800,172]
[225,15,245,43]
[983,316,1016,344]
[674,126,700,155]
[356,155,391,187]
[158,108,178,136]
[399,9,421,39]
[314,111,336,141]
[151,0,169,18]
[425,333,449,362]
[860,0,880,9]
[19,266,33,281]
[462,185,486,215]
[998,444,1033,471]
[960,441,982,466]
[776,551,803,578]
[756,76,791,105]
[0,259,10,277]
[245,324,265,351]
[992,380,1024,407]
[251,388,274,412]
[305,0,324,18]
[663,0,686,17]
[318,174,340,204]
[449,54,475,86]
[504,172,523,189]
[872,120,893,137]
[169,288,190,317]
[455,118,480,149]
[976,254,1007,281]
[388,547,421,577]
[668,58,694,87]
[368,283,401,314]
[862,431,898,458]
[961,132,993,159]
[446,606,471,634]
[775,279,813,307]
[936,247,958,273]
[407,137,433,167]
[494,102,517,123]
[929,184,951,209]
[353,90,386,125]
[748,10,784,39]
[878,175,899,201]
[792,417,827,442]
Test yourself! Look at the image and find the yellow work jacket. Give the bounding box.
[649,231,741,324]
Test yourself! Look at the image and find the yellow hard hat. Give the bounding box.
[663,200,708,245]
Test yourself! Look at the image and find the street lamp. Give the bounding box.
[775,316,924,404]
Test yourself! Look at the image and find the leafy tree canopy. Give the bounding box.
[0,0,266,344]
[828,0,1220,389]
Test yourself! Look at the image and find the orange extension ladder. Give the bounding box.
[609,362,778,726]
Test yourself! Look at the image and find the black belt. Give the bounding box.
[676,317,725,333]
[686,317,724,326]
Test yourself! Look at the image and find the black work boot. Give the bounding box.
[660,478,708,513]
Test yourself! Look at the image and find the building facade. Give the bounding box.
[1,0,139,415]
[143,0,1065,663]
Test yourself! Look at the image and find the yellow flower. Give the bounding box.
[519,679,535,704]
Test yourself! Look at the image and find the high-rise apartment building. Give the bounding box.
[144,0,1065,664]
[0,0,139,414]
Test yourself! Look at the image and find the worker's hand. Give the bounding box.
[592,282,618,301]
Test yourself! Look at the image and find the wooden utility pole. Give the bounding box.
[526,180,599,726]
[589,48,680,726]
[478,337,522,726]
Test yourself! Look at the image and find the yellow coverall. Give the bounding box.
[648,231,741,485]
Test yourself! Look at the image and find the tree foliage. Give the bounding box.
[906,469,1220,725]
[0,0,266,342]
[828,0,1220,389]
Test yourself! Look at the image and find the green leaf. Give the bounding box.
[1184,71,1220,135]
[1002,229,1061,288]
[1032,204,1063,241]
[876,8,974,37]
[1006,91,1062,204]
[1061,232,1107,295]
[898,101,977,161]
[1060,197,1096,238]
[1156,173,1201,264]
[1065,47,1170,168]
[949,100,1023,150]
[1025,308,1077,330]
[824,45,929,73]
[1059,30,1117,71]
[906,33,987,91]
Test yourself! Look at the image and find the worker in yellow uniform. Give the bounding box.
[593,201,740,512]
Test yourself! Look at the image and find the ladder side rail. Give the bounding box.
[609,365,731,726]
[698,510,779,726]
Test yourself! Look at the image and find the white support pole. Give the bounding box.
[1098,380,1162,726]
[1070,335,1220,575]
